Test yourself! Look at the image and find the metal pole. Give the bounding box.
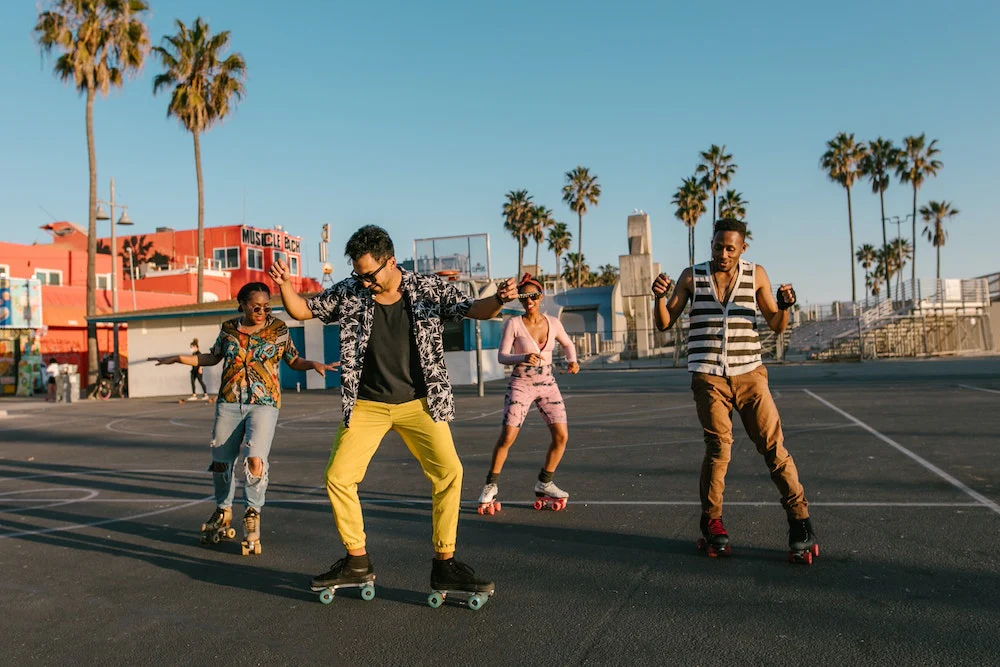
[475,320,484,397]
[127,247,137,311]
[110,177,118,313]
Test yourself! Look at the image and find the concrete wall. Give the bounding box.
[125,312,308,398]
[990,303,1000,351]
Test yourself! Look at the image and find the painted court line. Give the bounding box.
[804,388,1000,517]
[958,384,1000,395]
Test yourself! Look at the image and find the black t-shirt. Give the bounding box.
[358,298,427,404]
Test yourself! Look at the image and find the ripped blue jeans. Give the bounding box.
[209,402,279,511]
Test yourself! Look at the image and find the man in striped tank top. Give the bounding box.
[651,218,819,563]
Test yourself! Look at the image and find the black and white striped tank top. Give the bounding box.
[687,260,762,376]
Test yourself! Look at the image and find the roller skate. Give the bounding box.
[532,480,568,511]
[477,483,501,515]
[240,507,262,556]
[696,515,731,557]
[311,555,376,604]
[427,558,495,611]
[787,517,820,565]
[199,506,236,545]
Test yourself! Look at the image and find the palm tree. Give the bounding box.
[671,176,707,266]
[562,166,601,288]
[855,243,877,306]
[596,264,619,286]
[820,132,867,302]
[718,189,748,221]
[860,138,903,300]
[527,205,555,276]
[121,234,155,275]
[34,0,150,387]
[897,134,943,287]
[502,190,533,277]
[153,18,246,304]
[695,144,737,229]
[561,253,590,288]
[919,201,959,280]
[546,222,572,279]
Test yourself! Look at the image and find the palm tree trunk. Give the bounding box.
[846,186,856,303]
[576,212,583,288]
[194,130,205,303]
[911,185,918,289]
[936,243,940,281]
[553,250,560,279]
[534,237,540,277]
[688,227,694,266]
[516,233,524,279]
[85,85,99,388]
[879,191,890,301]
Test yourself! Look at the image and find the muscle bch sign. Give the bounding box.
[241,226,302,254]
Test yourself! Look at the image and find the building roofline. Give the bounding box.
[87,293,321,323]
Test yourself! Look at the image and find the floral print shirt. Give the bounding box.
[306,270,475,426]
[210,316,299,408]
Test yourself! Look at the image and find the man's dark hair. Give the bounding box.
[236,282,271,310]
[345,225,395,262]
[713,217,747,238]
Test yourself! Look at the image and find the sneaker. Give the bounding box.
[311,555,374,590]
[700,515,730,548]
[534,479,569,499]
[478,483,498,504]
[788,517,817,552]
[431,558,494,593]
[186,394,199,401]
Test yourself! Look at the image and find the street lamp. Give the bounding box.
[884,214,914,301]
[96,177,134,393]
[96,177,134,314]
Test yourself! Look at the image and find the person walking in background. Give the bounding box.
[151,282,338,555]
[477,274,579,515]
[187,338,208,400]
[45,358,59,402]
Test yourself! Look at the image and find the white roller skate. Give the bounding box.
[533,480,568,511]
[477,483,501,515]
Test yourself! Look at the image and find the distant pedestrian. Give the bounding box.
[188,338,208,400]
[45,358,59,402]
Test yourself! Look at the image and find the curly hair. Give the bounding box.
[345,225,395,262]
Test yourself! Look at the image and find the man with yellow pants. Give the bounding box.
[270,225,518,602]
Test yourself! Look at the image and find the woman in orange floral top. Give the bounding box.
[152,282,338,554]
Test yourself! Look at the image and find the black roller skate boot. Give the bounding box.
[788,516,819,565]
[697,515,731,557]
[427,558,495,611]
[311,554,376,603]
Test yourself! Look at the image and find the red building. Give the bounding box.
[0,222,321,387]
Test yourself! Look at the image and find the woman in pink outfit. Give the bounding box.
[478,275,580,514]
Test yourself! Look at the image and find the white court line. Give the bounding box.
[0,496,210,540]
[959,384,1000,395]
[804,388,1000,517]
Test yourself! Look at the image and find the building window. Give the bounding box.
[96,273,111,289]
[0,264,9,277]
[289,255,299,276]
[213,246,240,270]
[273,251,287,268]
[247,248,264,271]
[34,269,63,286]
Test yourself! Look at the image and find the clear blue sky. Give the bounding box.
[1,0,997,304]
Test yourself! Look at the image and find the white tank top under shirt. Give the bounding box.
[687,259,762,376]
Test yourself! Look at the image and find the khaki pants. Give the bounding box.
[325,398,463,553]
[691,365,808,520]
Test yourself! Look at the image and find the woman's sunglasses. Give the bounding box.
[518,292,541,302]
[249,305,272,314]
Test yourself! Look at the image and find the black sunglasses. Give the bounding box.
[351,258,390,285]
[518,292,542,302]
[249,305,272,314]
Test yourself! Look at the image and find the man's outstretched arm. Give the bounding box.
[269,259,315,321]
